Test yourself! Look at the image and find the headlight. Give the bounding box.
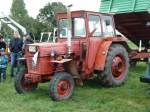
[29,46,37,53]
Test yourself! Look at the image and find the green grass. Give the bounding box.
[0,63,150,112]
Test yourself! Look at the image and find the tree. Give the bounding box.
[7,1,66,41]
[37,2,67,31]
[10,0,31,34]
[9,0,44,40]
[10,0,28,21]
[1,0,28,38]
[9,0,29,36]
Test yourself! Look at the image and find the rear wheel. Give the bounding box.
[15,69,38,94]
[99,44,129,86]
[49,72,74,101]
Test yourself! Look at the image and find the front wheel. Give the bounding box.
[15,69,38,94]
[98,44,129,86]
[49,72,75,101]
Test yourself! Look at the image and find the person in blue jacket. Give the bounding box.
[0,48,8,82]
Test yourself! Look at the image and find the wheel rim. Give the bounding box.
[57,80,71,97]
[111,54,126,80]
[21,75,34,91]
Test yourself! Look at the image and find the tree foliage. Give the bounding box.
[1,1,66,40]
[1,0,28,38]
[37,2,67,31]
[10,0,32,35]
[9,0,44,40]
[11,0,28,20]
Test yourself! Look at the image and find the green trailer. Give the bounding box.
[100,0,150,14]
[100,0,150,46]
[100,0,150,83]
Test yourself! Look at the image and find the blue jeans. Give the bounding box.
[10,52,22,77]
[0,68,6,82]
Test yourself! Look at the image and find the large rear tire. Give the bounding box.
[49,72,74,101]
[98,44,129,86]
[15,69,38,94]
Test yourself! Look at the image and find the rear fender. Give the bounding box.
[94,40,129,71]
[94,41,112,70]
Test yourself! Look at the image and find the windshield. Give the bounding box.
[59,18,86,38]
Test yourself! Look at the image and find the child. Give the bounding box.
[0,48,8,82]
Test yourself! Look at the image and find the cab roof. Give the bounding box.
[56,10,113,20]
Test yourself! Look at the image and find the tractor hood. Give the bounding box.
[26,42,68,57]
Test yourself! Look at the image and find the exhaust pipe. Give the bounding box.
[67,4,73,55]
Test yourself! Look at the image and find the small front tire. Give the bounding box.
[15,69,38,94]
[49,72,75,101]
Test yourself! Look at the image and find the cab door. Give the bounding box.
[71,17,87,55]
[85,14,103,74]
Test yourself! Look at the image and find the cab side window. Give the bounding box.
[88,15,102,37]
[74,18,86,37]
[102,16,114,36]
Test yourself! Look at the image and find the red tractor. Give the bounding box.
[15,10,130,101]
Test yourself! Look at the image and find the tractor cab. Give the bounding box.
[56,11,116,41]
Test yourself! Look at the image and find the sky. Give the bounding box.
[0,0,100,18]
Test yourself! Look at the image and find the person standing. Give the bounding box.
[0,48,8,82]
[0,35,6,49]
[9,32,23,78]
[23,33,34,45]
[22,33,34,54]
